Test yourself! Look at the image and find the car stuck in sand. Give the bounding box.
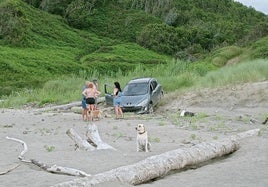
[104,77,163,114]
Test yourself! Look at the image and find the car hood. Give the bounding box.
[121,95,149,106]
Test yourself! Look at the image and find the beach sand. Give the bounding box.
[1,81,267,187]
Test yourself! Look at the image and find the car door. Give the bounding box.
[152,80,163,104]
[150,79,160,106]
[104,84,114,106]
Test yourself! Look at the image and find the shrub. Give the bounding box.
[0,1,31,45]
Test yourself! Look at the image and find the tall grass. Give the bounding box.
[1,58,267,108]
[197,59,268,87]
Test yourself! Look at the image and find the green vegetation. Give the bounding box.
[1,56,267,108]
[44,145,55,152]
[0,0,267,107]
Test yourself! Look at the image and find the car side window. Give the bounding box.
[151,80,157,91]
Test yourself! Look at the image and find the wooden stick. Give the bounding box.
[31,159,90,177]
[0,164,20,175]
[6,136,31,162]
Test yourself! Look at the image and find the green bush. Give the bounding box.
[250,36,268,59]
[0,0,31,45]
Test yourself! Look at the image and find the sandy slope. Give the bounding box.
[0,81,267,187]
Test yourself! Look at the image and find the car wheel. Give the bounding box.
[148,103,153,114]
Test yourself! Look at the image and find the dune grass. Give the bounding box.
[1,58,267,108]
[197,59,268,88]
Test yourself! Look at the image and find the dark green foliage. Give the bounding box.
[64,0,97,29]
[0,0,267,97]
[137,24,190,55]
[86,4,162,42]
[39,0,72,15]
[21,0,42,8]
[250,36,268,59]
[18,0,268,57]
[242,20,268,44]
[0,0,31,45]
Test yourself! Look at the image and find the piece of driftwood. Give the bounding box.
[31,159,90,177]
[66,124,116,150]
[35,97,105,112]
[86,124,116,150]
[66,128,96,151]
[52,129,260,187]
[34,101,81,112]
[262,117,268,124]
[6,136,90,177]
[0,164,20,175]
[6,136,31,162]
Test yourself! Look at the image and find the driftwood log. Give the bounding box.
[66,124,116,150]
[66,128,96,151]
[35,97,105,112]
[86,124,116,150]
[6,136,90,177]
[53,129,260,187]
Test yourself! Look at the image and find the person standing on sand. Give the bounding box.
[81,81,89,121]
[82,82,101,119]
[113,81,123,119]
[92,79,99,109]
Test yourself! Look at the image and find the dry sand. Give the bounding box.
[0,81,268,187]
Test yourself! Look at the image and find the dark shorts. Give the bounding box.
[86,97,95,104]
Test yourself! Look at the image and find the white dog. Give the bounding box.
[135,124,151,152]
[180,109,195,117]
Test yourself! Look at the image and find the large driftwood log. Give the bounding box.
[52,129,260,187]
[66,128,96,151]
[6,136,90,177]
[66,124,115,150]
[86,124,116,150]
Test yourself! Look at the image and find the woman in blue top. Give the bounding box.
[113,81,123,119]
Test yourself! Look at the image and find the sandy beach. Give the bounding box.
[1,81,268,187]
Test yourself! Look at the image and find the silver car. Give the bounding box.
[104,78,163,114]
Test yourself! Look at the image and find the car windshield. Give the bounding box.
[122,83,148,96]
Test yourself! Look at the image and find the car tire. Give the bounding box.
[148,103,153,114]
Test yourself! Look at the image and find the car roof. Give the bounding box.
[127,77,154,84]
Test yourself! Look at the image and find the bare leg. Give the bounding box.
[118,107,123,118]
[82,108,87,121]
[115,106,119,119]
[89,105,95,121]
[86,105,91,121]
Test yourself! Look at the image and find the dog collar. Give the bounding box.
[138,131,146,135]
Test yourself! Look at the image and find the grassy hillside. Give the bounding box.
[0,0,170,96]
[0,0,267,100]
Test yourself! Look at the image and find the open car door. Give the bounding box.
[104,84,114,106]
